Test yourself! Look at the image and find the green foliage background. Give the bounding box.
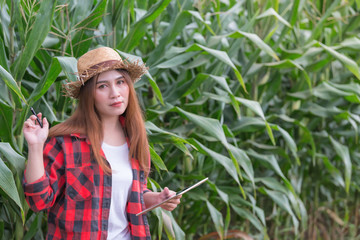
[0,0,359,239]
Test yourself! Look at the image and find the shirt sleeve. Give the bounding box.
[23,137,65,212]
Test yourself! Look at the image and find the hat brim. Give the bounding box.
[63,59,148,99]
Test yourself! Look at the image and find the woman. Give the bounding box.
[23,47,181,240]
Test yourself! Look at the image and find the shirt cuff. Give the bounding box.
[143,189,151,194]
[23,172,49,196]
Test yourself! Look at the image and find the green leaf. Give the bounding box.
[307,0,341,43]
[194,44,246,92]
[258,177,302,219]
[188,10,215,35]
[0,142,25,174]
[231,117,266,133]
[303,103,342,118]
[0,100,15,145]
[258,177,288,194]
[147,179,165,239]
[0,71,12,107]
[317,42,360,80]
[329,137,352,194]
[191,139,239,184]
[182,73,209,96]
[0,157,24,222]
[208,75,241,118]
[147,123,195,160]
[236,97,265,120]
[12,0,56,82]
[312,82,352,100]
[157,52,198,68]
[339,37,360,50]
[71,0,93,26]
[271,125,300,165]
[67,0,107,57]
[247,150,296,196]
[146,121,194,146]
[149,145,168,171]
[209,75,232,94]
[231,205,265,233]
[263,189,299,234]
[163,211,186,240]
[0,37,9,71]
[118,50,164,105]
[289,0,301,26]
[56,56,78,82]
[172,140,193,159]
[229,31,280,61]
[28,57,70,105]
[229,194,267,226]
[264,59,312,89]
[207,181,229,204]
[206,200,224,238]
[265,122,276,146]
[233,103,274,144]
[176,107,228,147]
[224,204,231,237]
[118,0,172,52]
[147,2,193,66]
[0,65,27,104]
[256,8,292,28]
[23,212,43,240]
[317,154,345,188]
[227,145,254,186]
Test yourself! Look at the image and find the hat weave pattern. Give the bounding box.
[63,47,147,99]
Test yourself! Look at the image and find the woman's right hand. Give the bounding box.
[23,112,49,146]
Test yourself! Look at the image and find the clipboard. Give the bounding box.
[136,177,208,216]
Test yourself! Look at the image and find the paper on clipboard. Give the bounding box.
[136,177,208,216]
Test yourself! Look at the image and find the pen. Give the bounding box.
[30,107,43,128]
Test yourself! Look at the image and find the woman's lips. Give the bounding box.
[110,101,123,107]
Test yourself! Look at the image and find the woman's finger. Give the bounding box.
[42,117,48,127]
[167,198,181,205]
[29,115,37,121]
[24,119,34,127]
[162,202,178,211]
[24,121,30,128]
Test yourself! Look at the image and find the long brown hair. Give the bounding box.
[49,70,150,175]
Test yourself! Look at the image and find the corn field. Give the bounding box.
[0,0,359,239]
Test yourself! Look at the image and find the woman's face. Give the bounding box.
[94,70,129,120]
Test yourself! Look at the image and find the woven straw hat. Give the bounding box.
[63,47,148,98]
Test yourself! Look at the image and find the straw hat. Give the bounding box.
[63,47,148,98]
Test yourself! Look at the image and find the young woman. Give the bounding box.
[23,47,181,240]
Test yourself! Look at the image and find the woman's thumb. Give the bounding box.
[162,187,170,197]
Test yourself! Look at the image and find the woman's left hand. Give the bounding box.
[158,187,182,211]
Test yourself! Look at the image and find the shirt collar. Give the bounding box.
[119,115,126,128]
[70,133,91,144]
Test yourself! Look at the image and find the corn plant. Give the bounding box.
[0,0,359,239]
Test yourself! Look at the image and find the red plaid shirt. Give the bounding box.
[23,121,151,239]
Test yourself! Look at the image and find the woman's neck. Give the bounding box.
[102,116,126,146]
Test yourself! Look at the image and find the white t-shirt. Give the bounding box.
[102,142,133,240]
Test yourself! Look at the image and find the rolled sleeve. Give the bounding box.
[23,137,65,212]
[23,172,49,196]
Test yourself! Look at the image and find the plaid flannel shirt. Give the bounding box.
[23,118,151,240]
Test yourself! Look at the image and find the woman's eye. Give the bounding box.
[117,80,124,85]
[98,84,107,89]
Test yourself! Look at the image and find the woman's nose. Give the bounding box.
[109,85,120,97]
